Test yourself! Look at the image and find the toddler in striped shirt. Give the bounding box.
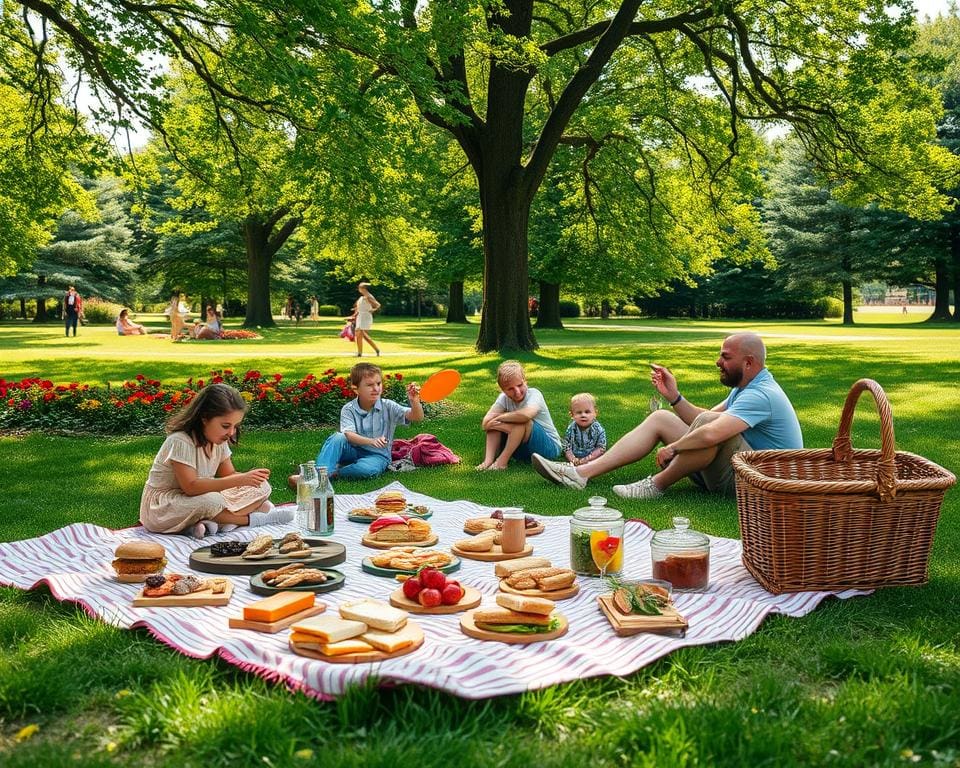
[563,393,607,466]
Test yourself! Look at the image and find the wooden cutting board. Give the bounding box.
[361,533,439,549]
[133,580,233,607]
[229,604,326,634]
[289,620,424,663]
[460,609,569,644]
[597,594,688,636]
[389,585,482,614]
[498,580,580,601]
[451,542,534,562]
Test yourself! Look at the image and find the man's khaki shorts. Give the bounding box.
[687,412,751,496]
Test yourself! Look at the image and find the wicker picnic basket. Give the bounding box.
[732,378,955,594]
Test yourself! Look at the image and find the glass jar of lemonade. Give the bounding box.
[569,496,624,576]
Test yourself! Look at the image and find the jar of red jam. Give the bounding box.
[650,516,710,591]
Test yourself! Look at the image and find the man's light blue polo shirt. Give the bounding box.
[723,368,802,450]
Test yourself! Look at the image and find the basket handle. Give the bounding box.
[831,378,897,501]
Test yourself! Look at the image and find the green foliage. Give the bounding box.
[558,300,580,318]
[820,297,845,318]
[317,304,340,316]
[620,304,642,317]
[80,299,124,324]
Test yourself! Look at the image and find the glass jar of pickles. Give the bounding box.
[650,516,710,590]
[569,496,624,576]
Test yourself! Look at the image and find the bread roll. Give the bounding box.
[494,556,551,578]
[495,593,556,616]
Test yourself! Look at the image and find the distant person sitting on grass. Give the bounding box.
[563,392,607,466]
[532,332,802,499]
[476,360,562,471]
[308,363,423,481]
[192,306,223,339]
[116,309,147,335]
[139,383,292,539]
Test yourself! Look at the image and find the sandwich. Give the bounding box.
[472,607,560,635]
[361,622,420,653]
[454,530,498,552]
[112,541,167,582]
[374,491,408,514]
[290,615,367,644]
[494,556,552,578]
[339,598,408,632]
[495,593,556,616]
[367,516,432,543]
[503,567,577,592]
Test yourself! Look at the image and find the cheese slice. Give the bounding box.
[243,591,315,623]
[292,638,375,656]
[361,622,419,653]
[291,615,366,643]
[339,599,408,632]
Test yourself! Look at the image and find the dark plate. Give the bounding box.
[189,538,346,575]
[361,555,461,578]
[248,568,346,596]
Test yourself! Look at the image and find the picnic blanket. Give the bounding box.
[0,482,870,700]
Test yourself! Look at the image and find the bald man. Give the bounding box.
[532,332,802,499]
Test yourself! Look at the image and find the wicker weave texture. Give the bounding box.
[732,379,955,594]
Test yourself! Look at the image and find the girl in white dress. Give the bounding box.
[139,383,292,538]
[352,281,381,357]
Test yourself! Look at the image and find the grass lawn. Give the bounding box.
[1,312,958,767]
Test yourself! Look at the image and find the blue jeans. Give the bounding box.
[65,312,78,336]
[505,421,561,463]
[316,432,390,479]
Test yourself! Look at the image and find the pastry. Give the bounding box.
[369,547,454,570]
[454,531,497,552]
[504,567,576,592]
[242,534,274,559]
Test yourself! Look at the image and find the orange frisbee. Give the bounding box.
[419,369,462,403]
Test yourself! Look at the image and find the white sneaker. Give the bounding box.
[531,453,587,490]
[613,476,664,500]
[249,505,296,527]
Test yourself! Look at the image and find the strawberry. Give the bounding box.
[418,588,442,608]
[441,582,465,605]
[419,567,446,590]
[401,576,422,600]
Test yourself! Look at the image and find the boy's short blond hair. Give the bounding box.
[569,392,597,410]
[350,362,382,387]
[497,360,526,386]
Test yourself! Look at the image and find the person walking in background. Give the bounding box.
[353,281,381,357]
[309,295,320,321]
[116,309,147,335]
[165,292,188,340]
[63,285,83,337]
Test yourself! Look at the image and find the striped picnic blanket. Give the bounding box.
[0,481,869,700]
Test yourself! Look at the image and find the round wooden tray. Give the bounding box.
[289,620,424,663]
[462,521,545,536]
[361,556,461,578]
[348,507,433,523]
[248,568,346,596]
[460,610,569,644]
[450,542,533,562]
[189,539,346,575]
[389,585,481,614]
[361,533,439,549]
[499,580,580,601]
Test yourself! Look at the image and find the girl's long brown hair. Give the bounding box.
[166,383,247,448]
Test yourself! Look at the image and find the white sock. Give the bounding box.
[220,523,238,533]
[202,520,219,535]
[190,522,206,539]
[248,506,295,527]
[258,500,275,514]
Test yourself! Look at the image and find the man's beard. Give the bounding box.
[720,366,743,388]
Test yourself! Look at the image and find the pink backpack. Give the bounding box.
[391,434,461,466]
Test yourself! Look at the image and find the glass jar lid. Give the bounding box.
[572,496,622,522]
[651,516,709,551]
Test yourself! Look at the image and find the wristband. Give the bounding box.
[669,394,683,407]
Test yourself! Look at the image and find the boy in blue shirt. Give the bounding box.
[316,363,424,478]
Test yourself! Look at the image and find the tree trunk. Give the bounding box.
[535,280,563,329]
[476,183,537,352]
[19,298,26,319]
[927,254,953,321]
[950,222,960,322]
[242,219,275,327]
[34,275,48,323]
[842,279,854,325]
[601,299,611,320]
[446,281,468,323]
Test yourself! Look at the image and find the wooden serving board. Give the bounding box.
[288,620,424,664]
[460,610,569,644]
[361,533,438,549]
[499,580,580,601]
[451,542,534,562]
[189,538,346,575]
[228,604,326,634]
[361,556,461,578]
[462,521,545,536]
[133,580,233,607]
[348,508,433,523]
[389,585,482,614]
[248,569,346,597]
[597,594,688,636]
[118,572,155,583]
